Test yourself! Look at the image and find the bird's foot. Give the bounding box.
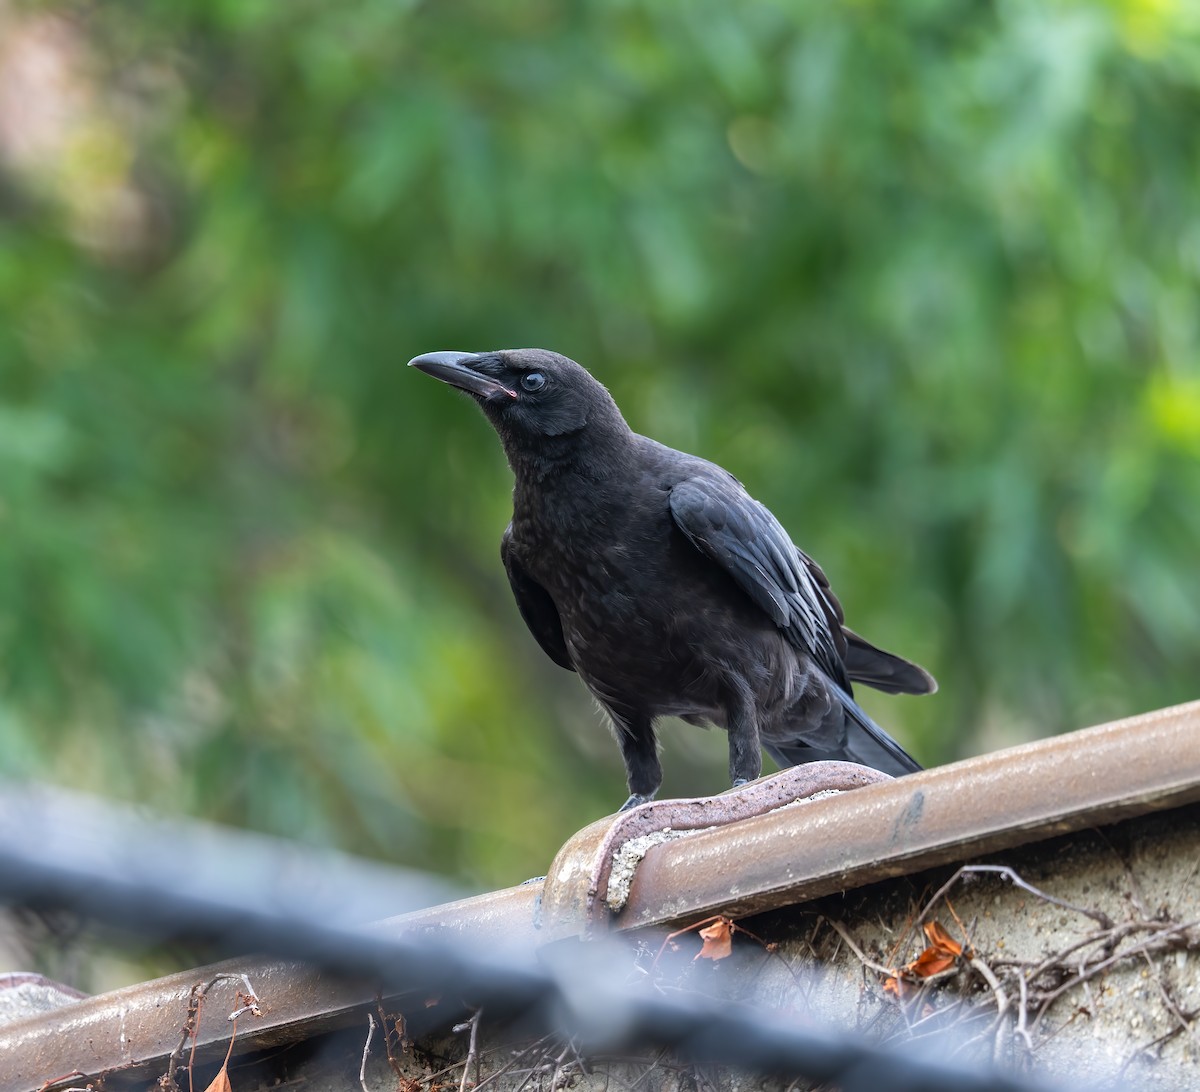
[731,778,749,787]
[618,792,656,812]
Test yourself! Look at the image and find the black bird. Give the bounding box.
[409,348,936,809]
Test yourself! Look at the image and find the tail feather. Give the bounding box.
[842,628,937,696]
[765,685,922,778]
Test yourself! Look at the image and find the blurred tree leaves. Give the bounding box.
[0,0,1197,913]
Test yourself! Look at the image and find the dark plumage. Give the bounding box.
[409,348,936,809]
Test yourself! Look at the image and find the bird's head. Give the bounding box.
[407,348,626,451]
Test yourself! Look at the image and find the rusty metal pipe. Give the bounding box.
[613,700,1200,929]
[0,885,543,1091]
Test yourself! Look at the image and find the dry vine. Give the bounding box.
[158,972,263,1092]
[355,857,1197,1091]
[357,1004,728,1092]
[826,862,1200,1070]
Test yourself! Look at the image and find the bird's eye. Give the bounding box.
[521,372,547,392]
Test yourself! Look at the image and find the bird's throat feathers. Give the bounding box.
[501,413,637,489]
[485,377,635,486]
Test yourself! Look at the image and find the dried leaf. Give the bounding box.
[897,920,967,980]
[909,948,958,978]
[202,1064,232,1092]
[923,921,964,957]
[695,918,733,961]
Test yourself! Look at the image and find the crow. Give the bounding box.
[409,348,936,809]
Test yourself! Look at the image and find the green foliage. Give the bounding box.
[1,0,1197,907]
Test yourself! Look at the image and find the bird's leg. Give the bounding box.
[724,683,763,787]
[606,705,661,811]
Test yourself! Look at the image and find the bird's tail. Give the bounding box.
[842,628,938,695]
[763,684,922,778]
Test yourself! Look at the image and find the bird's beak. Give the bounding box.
[407,351,518,401]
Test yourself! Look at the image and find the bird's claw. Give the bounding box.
[618,792,655,812]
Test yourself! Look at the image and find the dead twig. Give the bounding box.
[469,1034,556,1092]
[374,996,412,1082]
[1119,1001,1200,1077]
[1140,950,1197,1044]
[1031,920,1200,1029]
[360,1013,377,1092]
[454,1007,484,1092]
[1013,969,1033,1052]
[160,973,262,1092]
[823,919,895,978]
[548,1038,573,1091]
[967,956,1011,1063]
[838,857,1199,1067]
[913,865,1112,942]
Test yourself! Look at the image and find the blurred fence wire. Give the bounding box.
[0,784,1067,1092]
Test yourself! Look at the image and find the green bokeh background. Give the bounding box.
[2,0,1198,961]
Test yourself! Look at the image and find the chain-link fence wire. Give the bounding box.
[0,784,1068,1092]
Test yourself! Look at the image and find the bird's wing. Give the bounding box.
[501,525,576,672]
[668,476,849,687]
[796,547,845,623]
